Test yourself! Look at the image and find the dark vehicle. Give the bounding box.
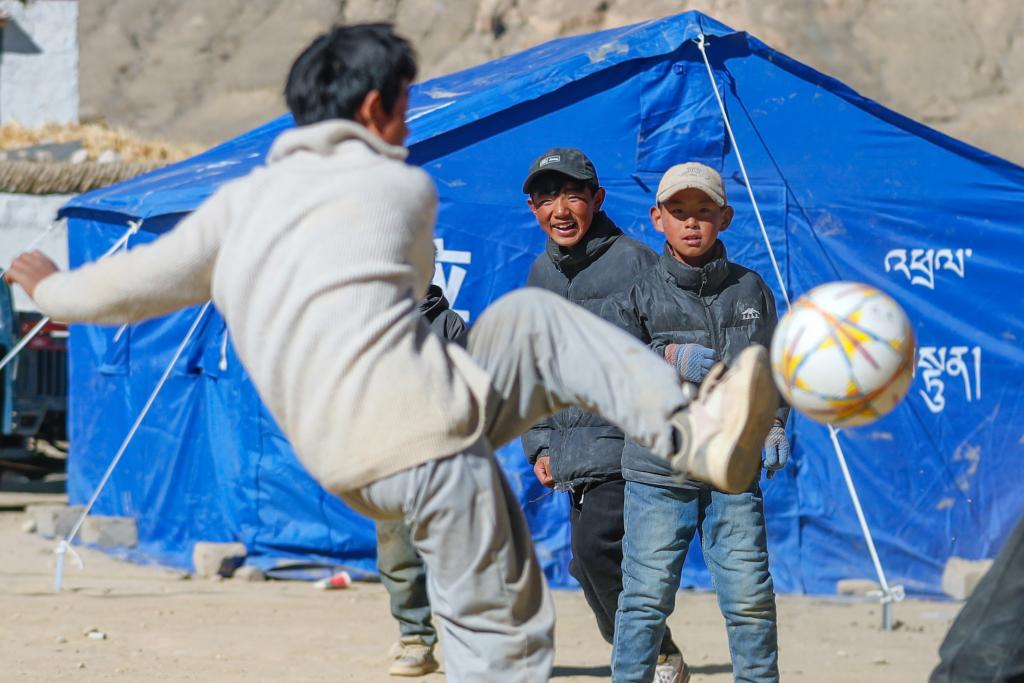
[0,278,68,481]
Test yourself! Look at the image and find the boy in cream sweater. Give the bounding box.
[5,24,777,683]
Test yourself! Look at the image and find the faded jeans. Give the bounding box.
[612,481,778,683]
[341,288,688,683]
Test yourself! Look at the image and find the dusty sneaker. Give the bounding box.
[669,345,777,494]
[387,636,439,677]
[654,652,692,683]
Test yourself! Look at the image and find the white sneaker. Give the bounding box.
[669,345,777,494]
[654,652,692,683]
[387,636,439,677]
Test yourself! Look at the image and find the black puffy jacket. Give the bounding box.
[520,212,658,490]
[604,241,784,488]
[420,284,467,346]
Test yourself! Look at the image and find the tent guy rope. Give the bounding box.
[0,220,141,376]
[695,32,905,629]
[54,301,213,593]
[0,219,63,280]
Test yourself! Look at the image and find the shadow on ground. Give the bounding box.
[552,661,733,678]
[552,664,611,677]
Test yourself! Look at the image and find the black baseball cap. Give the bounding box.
[522,147,599,193]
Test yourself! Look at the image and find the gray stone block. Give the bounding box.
[79,516,138,548]
[233,565,267,582]
[836,578,882,596]
[192,542,247,578]
[25,504,85,539]
[942,556,994,600]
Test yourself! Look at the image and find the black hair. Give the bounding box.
[526,172,599,198]
[285,23,417,126]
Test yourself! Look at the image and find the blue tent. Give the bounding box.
[59,11,1024,595]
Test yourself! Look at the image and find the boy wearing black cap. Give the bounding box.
[521,148,686,680]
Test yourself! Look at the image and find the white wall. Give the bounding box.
[0,0,79,126]
[0,192,70,311]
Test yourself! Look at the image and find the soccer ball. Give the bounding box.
[770,281,915,427]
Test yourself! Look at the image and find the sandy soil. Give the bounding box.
[0,504,957,682]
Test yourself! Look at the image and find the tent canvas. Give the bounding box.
[58,10,1024,595]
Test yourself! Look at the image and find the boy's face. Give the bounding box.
[651,188,734,266]
[527,177,606,248]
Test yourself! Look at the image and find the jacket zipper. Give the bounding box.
[699,273,722,356]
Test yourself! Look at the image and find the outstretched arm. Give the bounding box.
[7,189,228,325]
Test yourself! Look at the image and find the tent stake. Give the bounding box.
[54,301,211,592]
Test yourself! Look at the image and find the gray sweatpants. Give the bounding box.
[340,288,686,682]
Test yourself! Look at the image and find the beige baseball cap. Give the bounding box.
[656,162,727,206]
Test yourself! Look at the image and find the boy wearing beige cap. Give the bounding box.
[605,162,789,683]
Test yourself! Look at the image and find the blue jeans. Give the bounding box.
[612,481,778,683]
[377,520,437,646]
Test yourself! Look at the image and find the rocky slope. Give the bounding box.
[79,0,1024,164]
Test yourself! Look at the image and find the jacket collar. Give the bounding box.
[545,212,622,276]
[659,240,730,295]
[267,119,409,164]
[418,284,451,324]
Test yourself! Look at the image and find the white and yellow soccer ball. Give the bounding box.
[770,281,915,427]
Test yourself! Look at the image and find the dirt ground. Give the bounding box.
[0,501,957,682]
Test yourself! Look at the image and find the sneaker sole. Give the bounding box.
[388,661,440,677]
[717,345,777,493]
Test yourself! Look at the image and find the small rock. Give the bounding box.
[872,657,889,665]
[21,519,37,534]
[836,650,848,657]
[84,628,106,640]
[192,541,247,578]
[76,662,86,669]
[70,148,89,164]
[942,556,994,600]
[55,636,67,644]
[25,505,85,539]
[80,516,138,548]
[233,565,266,582]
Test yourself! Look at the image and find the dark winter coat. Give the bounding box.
[603,241,785,488]
[520,212,658,490]
[420,284,467,346]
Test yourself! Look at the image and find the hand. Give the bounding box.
[762,418,790,478]
[4,251,59,299]
[533,455,555,489]
[664,343,716,384]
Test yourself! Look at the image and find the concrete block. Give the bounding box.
[836,578,881,596]
[25,504,84,538]
[233,565,267,582]
[79,516,138,548]
[942,557,994,600]
[192,542,247,578]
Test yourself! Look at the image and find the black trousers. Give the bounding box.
[568,477,677,654]
[931,513,1024,683]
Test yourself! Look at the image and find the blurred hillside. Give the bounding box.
[79,0,1024,164]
